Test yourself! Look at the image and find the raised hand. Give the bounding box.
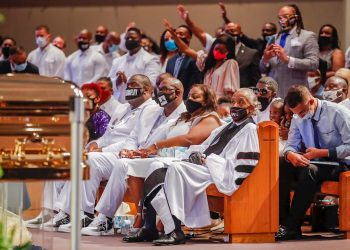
[219,2,227,18]
[177,5,189,21]
[115,71,127,86]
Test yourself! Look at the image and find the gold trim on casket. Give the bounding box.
[0,74,89,180]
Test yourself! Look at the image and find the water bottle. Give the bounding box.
[120,218,131,235]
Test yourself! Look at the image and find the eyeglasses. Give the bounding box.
[249,87,269,96]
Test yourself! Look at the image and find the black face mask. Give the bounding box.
[230,106,248,122]
[125,87,143,100]
[78,41,90,51]
[180,37,189,45]
[1,47,10,58]
[125,40,140,51]
[95,34,106,44]
[318,36,332,48]
[257,96,271,111]
[155,91,176,107]
[185,99,203,114]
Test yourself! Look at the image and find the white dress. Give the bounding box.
[150,120,260,229]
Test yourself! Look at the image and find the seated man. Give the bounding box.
[0,46,39,74]
[277,85,350,240]
[36,74,159,230]
[322,76,348,103]
[251,76,279,122]
[124,88,260,245]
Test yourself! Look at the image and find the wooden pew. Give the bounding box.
[206,121,279,243]
[320,171,350,239]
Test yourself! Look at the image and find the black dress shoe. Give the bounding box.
[153,230,186,246]
[123,228,158,242]
[275,225,302,241]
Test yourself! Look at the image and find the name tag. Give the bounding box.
[290,38,302,47]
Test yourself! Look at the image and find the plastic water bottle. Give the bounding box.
[120,218,131,235]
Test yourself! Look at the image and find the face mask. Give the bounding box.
[223,116,233,123]
[180,37,189,45]
[308,76,319,89]
[14,62,27,72]
[264,35,273,42]
[125,40,140,51]
[213,50,228,61]
[155,91,176,107]
[164,39,178,52]
[257,96,271,111]
[125,87,143,100]
[36,36,48,48]
[1,47,10,58]
[78,41,89,51]
[318,36,332,48]
[185,99,203,114]
[299,102,314,120]
[322,89,341,102]
[230,106,248,122]
[232,35,241,44]
[108,44,118,53]
[279,16,297,31]
[95,34,106,44]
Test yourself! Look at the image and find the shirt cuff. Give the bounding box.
[328,148,337,161]
[287,56,295,68]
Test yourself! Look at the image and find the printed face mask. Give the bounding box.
[125,87,143,100]
[155,91,176,107]
[230,106,248,122]
[322,89,342,102]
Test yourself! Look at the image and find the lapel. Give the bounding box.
[236,44,245,61]
[284,29,298,54]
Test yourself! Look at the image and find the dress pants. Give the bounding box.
[279,158,348,229]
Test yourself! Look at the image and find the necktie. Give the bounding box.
[311,119,320,148]
[279,32,289,48]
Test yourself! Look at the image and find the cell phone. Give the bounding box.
[266,36,276,46]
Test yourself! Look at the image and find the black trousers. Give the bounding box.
[279,158,348,229]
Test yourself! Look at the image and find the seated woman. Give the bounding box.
[124,88,260,245]
[81,83,112,142]
[81,83,222,236]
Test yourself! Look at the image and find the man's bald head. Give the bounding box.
[78,29,92,42]
[225,22,242,36]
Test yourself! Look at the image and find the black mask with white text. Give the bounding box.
[155,91,176,107]
[125,87,143,100]
[230,106,248,122]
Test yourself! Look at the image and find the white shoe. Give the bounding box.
[210,219,224,233]
[81,216,114,236]
[25,211,52,229]
[41,218,58,232]
[59,214,94,233]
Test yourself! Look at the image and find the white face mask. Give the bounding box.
[307,76,319,89]
[322,90,341,102]
[36,36,48,48]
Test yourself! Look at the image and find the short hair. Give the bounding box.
[35,25,50,33]
[9,46,26,56]
[161,77,184,94]
[97,76,112,88]
[271,98,284,107]
[127,27,142,37]
[258,76,278,93]
[178,25,193,37]
[265,22,277,33]
[217,96,231,105]
[285,85,311,108]
[128,74,153,93]
[1,36,17,46]
[235,88,260,114]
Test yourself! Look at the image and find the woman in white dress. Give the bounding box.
[124,88,260,245]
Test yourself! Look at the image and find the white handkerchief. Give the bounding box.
[290,37,302,47]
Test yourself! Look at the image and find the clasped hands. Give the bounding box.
[119,144,158,159]
[263,44,289,63]
[287,148,327,167]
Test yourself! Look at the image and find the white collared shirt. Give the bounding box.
[64,47,109,87]
[27,43,66,78]
[92,43,120,70]
[100,96,122,118]
[108,48,161,103]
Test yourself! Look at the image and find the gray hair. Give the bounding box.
[258,76,278,93]
[236,88,260,115]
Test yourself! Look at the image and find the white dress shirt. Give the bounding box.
[64,47,109,87]
[27,43,66,78]
[92,43,120,70]
[99,96,122,118]
[108,48,161,103]
[92,98,159,150]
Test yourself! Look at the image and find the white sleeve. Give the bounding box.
[53,50,66,78]
[91,54,109,82]
[204,33,215,52]
[144,56,161,86]
[63,57,72,82]
[119,33,127,53]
